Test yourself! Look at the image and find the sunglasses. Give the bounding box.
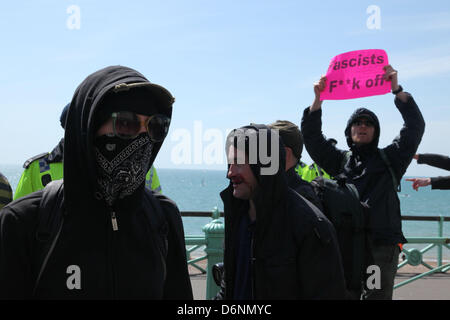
[352,119,374,127]
[112,112,170,142]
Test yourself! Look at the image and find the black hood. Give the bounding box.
[225,123,286,190]
[63,65,174,211]
[344,108,380,151]
[221,124,288,239]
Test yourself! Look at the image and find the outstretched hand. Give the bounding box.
[405,177,431,191]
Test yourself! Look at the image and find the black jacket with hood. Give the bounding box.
[286,166,323,212]
[0,66,193,299]
[301,93,425,245]
[218,125,346,300]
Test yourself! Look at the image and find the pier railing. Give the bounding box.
[182,208,224,300]
[395,215,450,289]
[182,210,449,298]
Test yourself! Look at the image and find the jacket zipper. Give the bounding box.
[111,211,119,231]
[108,208,118,299]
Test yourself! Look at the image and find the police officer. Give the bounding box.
[14,104,162,200]
[296,138,336,182]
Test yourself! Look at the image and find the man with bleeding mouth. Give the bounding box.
[216,124,346,300]
[301,65,425,300]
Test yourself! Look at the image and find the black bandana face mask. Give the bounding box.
[94,132,153,206]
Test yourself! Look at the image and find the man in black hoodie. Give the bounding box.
[0,66,193,300]
[301,65,425,299]
[217,124,346,300]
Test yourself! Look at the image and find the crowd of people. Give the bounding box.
[0,63,442,300]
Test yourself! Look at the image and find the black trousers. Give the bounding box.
[363,242,400,300]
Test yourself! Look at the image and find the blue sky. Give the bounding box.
[1,0,450,177]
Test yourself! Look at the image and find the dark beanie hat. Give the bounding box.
[60,103,70,129]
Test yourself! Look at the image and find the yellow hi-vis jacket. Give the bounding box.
[294,161,332,183]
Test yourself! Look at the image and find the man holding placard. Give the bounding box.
[301,62,425,300]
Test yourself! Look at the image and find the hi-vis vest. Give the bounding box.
[14,153,162,200]
[294,161,309,177]
[145,165,162,193]
[294,161,332,183]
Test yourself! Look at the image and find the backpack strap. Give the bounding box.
[293,189,322,213]
[341,151,352,171]
[33,180,65,297]
[345,182,360,200]
[378,149,401,192]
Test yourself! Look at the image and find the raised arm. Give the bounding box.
[382,66,426,178]
[301,76,346,176]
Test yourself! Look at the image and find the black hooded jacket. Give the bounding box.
[301,93,425,245]
[218,125,346,300]
[286,167,323,212]
[0,66,193,299]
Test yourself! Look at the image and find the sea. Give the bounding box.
[1,165,449,260]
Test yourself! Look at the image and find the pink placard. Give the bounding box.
[320,49,390,100]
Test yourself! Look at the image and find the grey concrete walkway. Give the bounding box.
[394,263,450,300]
[190,274,207,300]
[190,262,450,300]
